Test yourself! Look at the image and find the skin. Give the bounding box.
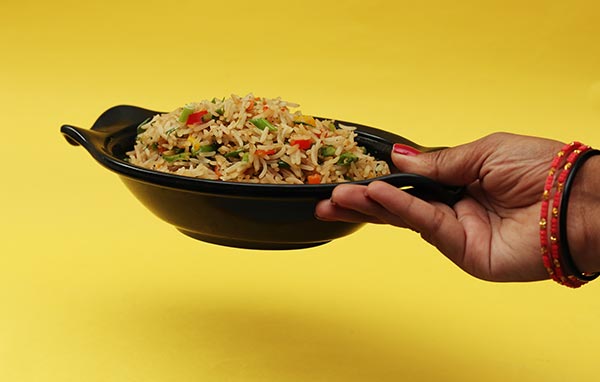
[315,132,600,282]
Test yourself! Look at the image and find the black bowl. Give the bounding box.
[61,105,463,250]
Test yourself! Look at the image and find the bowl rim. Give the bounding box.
[60,105,454,199]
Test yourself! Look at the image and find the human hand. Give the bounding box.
[316,133,568,282]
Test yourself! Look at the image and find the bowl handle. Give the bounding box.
[60,124,117,167]
[61,105,160,147]
[60,124,107,147]
[372,173,465,206]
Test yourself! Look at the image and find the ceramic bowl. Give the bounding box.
[61,105,462,249]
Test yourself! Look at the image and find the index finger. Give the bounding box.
[365,181,467,263]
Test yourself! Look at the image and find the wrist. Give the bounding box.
[567,155,600,273]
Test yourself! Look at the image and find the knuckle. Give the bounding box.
[420,207,447,244]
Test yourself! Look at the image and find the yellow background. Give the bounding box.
[2,1,600,381]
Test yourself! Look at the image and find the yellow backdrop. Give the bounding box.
[1,1,599,381]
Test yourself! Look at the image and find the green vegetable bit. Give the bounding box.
[336,152,358,166]
[242,153,250,162]
[224,148,245,158]
[249,118,277,132]
[165,126,178,136]
[162,152,190,162]
[136,117,152,135]
[192,144,218,155]
[277,160,290,169]
[319,145,336,157]
[328,122,336,132]
[178,104,195,123]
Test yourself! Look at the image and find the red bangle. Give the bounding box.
[540,142,597,288]
[540,142,581,285]
[551,145,590,287]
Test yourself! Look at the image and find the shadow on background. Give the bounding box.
[96,294,474,382]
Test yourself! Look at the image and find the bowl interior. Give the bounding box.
[101,112,410,177]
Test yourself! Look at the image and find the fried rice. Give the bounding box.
[126,94,390,184]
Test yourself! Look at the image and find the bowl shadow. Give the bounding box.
[101,295,473,381]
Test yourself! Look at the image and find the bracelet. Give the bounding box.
[540,142,584,287]
[540,143,599,288]
[558,148,600,282]
[550,144,590,287]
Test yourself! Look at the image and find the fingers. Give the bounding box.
[315,184,410,227]
[316,181,495,277]
[316,182,465,246]
[315,199,384,224]
[315,184,376,223]
[363,181,468,263]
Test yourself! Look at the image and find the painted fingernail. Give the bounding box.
[393,143,421,156]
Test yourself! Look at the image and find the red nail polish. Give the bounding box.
[393,143,421,156]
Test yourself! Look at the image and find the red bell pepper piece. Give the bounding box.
[256,149,276,156]
[186,110,209,125]
[214,165,222,177]
[289,139,313,150]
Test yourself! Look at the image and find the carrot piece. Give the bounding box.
[256,149,276,156]
[246,99,255,112]
[307,174,321,184]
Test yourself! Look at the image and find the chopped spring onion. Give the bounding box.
[249,118,277,132]
[162,152,189,162]
[224,148,245,158]
[337,152,358,166]
[178,104,195,123]
[136,117,152,135]
[192,144,218,155]
[319,145,336,157]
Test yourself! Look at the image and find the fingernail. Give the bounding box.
[393,143,421,156]
[315,214,333,221]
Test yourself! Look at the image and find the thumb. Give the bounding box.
[391,140,490,186]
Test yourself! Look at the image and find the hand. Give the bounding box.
[316,133,566,282]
